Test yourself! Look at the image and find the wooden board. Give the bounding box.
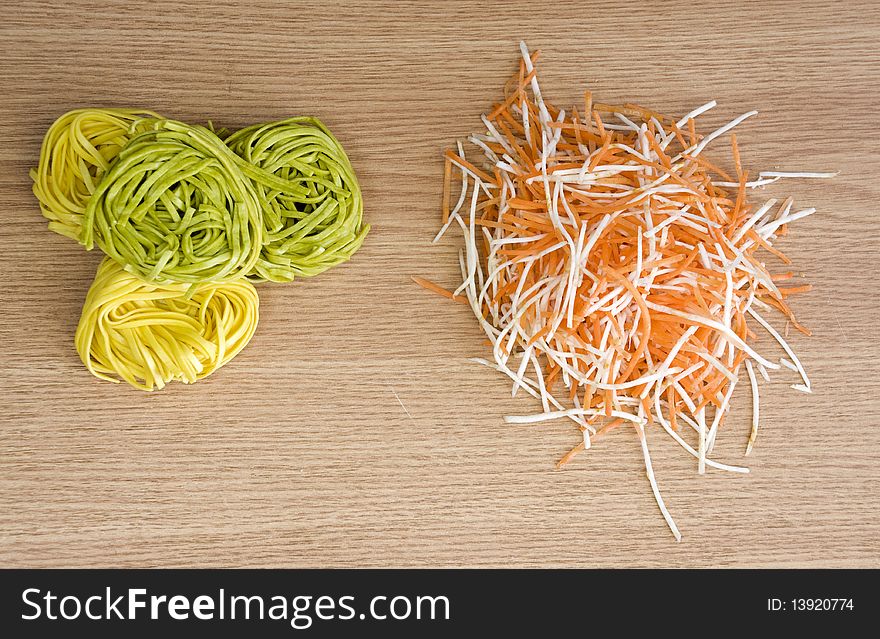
[1,0,878,568]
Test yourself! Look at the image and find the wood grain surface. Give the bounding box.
[1,0,878,568]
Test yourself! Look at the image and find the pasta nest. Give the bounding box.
[226,117,369,282]
[30,108,160,241]
[80,118,264,284]
[75,258,259,391]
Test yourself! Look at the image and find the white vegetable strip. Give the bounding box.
[745,360,760,455]
[637,423,681,542]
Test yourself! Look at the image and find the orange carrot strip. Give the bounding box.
[441,156,452,224]
[556,441,585,468]
[444,149,497,185]
[411,276,466,304]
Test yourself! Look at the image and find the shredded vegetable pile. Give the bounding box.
[417,42,835,539]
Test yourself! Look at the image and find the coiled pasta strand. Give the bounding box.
[75,258,259,391]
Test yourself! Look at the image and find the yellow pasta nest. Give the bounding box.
[30,108,159,241]
[75,258,259,391]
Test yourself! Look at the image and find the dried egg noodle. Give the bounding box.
[75,258,259,391]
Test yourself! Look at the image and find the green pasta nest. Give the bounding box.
[227,117,369,282]
[82,118,265,284]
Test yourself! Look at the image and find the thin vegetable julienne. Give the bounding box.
[418,42,835,540]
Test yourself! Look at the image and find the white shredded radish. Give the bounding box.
[637,423,681,541]
[758,171,838,179]
[745,360,760,455]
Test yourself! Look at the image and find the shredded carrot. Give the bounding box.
[441,156,452,224]
[444,149,496,185]
[731,134,743,179]
[594,418,625,438]
[556,441,585,468]
[778,284,812,296]
[410,276,466,304]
